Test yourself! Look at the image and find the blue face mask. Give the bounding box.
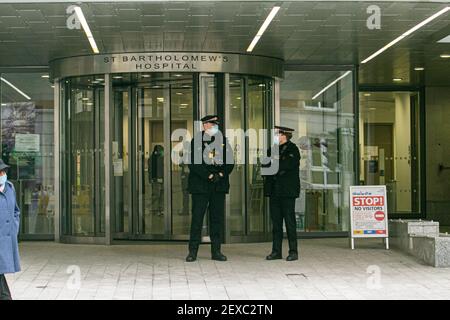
[208,125,219,136]
[273,135,280,145]
[0,174,7,186]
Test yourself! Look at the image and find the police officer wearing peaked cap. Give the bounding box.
[262,125,301,261]
[186,115,234,262]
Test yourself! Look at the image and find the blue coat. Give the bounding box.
[0,181,21,274]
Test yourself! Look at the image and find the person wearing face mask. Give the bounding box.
[186,115,234,262]
[262,126,300,261]
[0,159,21,300]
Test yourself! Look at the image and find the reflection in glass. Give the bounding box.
[359,92,420,213]
[280,71,355,232]
[247,78,269,234]
[138,85,166,235]
[228,76,245,235]
[171,75,194,235]
[61,75,105,236]
[0,73,55,236]
[112,89,130,233]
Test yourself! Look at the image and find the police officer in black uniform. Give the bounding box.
[186,115,234,262]
[262,126,301,261]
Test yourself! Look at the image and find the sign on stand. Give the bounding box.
[349,185,389,250]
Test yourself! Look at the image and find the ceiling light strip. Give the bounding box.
[0,77,31,100]
[74,6,99,54]
[312,71,352,100]
[361,6,450,64]
[246,6,281,52]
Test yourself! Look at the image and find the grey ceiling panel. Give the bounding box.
[0,1,448,86]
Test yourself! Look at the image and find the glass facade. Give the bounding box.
[359,91,421,214]
[0,72,55,238]
[57,72,273,242]
[60,76,105,237]
[280,70,355,232]
[1,68,432,243]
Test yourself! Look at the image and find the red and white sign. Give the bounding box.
[350,185,389,239]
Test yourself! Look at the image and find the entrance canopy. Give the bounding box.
[0,1,450,85]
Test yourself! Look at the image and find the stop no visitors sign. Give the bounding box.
[350,185,389,239]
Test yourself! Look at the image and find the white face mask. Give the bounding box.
[208,125,219,136]
[273,135,280,145]
[0,174,7,186]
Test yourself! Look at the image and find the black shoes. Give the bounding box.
[286,252,298,261]
[186,248,228,262]
[266,252,299,261]
[211,252,227,261]
[266,252,282,260]
[185,252,197,262]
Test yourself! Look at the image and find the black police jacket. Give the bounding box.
[187,131,235,194]
[262,140,300,198]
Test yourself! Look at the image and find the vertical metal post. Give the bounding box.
[54,79,61,242]
[104,74,112,245]
[164,75,172,238]
[274,78,280,126]
[223,73,231,243]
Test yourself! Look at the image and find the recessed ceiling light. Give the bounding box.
[247,6,281,52]
[41,75,49,78]
[176,92,183,95]
[174,74,182,77]
[73,6,99,54]
[113,76,123,79]
[369,108,376,111]
[0,77,31,100]
[438,35,450,43]
[393,78,403,82]
[440,54,450,58]
[414,67,425,71]
[364,93,371,97]
[1,103,7,106]
[361,7,450,64]
[82,98,90,101]
[236,97,241,100]
[95,78,104,81]
[142,74,151,78]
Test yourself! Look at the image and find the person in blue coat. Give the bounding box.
[0,159,21,300]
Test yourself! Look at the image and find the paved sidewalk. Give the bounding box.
[5,238,450,300]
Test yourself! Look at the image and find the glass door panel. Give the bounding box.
[247,77,269,234]
[359,91,421,214]
[228,76,246,236]
[137,84,167,235]
[112,73,196,239]
[170,74,194,236]
[112,88,131,234]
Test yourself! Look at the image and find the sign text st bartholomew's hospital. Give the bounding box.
[103,53,230,71]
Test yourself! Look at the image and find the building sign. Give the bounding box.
[349,185,389,249]
[15,133,40,152]
[49,52,284,79]
[103,53,229,72]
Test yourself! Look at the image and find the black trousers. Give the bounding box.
[189,192,225,254]
[0,274,12,300]
[270,196,298,255]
